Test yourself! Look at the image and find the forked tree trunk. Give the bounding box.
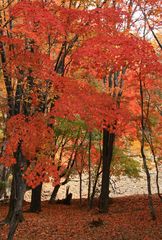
[30,183,42,212]
[99,129,115,213]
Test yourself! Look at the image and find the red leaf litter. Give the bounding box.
[0,195,162,240]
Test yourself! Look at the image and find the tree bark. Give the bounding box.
[49,184,60,203]
[139,77,156,220]
[89,155,102,209]
[6,145,26,240]
[0,165,7,199]
[87,132,92,205]
[30,183,42,212]
[79,173,82,206]
[99,129,115,213]
[141,140,156,220]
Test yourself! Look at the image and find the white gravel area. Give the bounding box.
[24,165,162,202]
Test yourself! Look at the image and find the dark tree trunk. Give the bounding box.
[0,165,7,199]
[89,155,102,209]
[49,184,60,203]
[5,177,15,224]
[87,132,92,206]
[99,129,115,213]
[79,173,82,207]
[30,183,42,212]
[6,145,26,240]
[139,78,156,220]
[141,143,156,220]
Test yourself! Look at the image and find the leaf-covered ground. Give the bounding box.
[0,195,162,240]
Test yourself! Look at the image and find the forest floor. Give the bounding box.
[0,194,162,240]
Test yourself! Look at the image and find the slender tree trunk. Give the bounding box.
[89,156,102,209]
[152,151,162,201]
[87,132,92,206]
[141,139,156,220]
[139,77,156,220]
[99,129,115,213]
[0,165,7,199]
[30,183,42,212]
[49,184,60,203]
[147,139,162,201]
[79,172,82,206]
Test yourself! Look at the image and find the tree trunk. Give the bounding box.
[99,129,115,213]
[6,145,26,240]
[89,156,102,209]
[30,183,42,212]
[147,138,162,201]
[87,132,92,206]
[79,173,82,206]
[141,143,156,220]
[139,77,156,220]
[5,176,15,224]
[0,166,7,199]
[49,184,60,203]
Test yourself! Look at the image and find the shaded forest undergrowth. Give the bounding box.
[0,194,162,240]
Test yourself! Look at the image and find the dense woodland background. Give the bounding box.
[0,0,161,239]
